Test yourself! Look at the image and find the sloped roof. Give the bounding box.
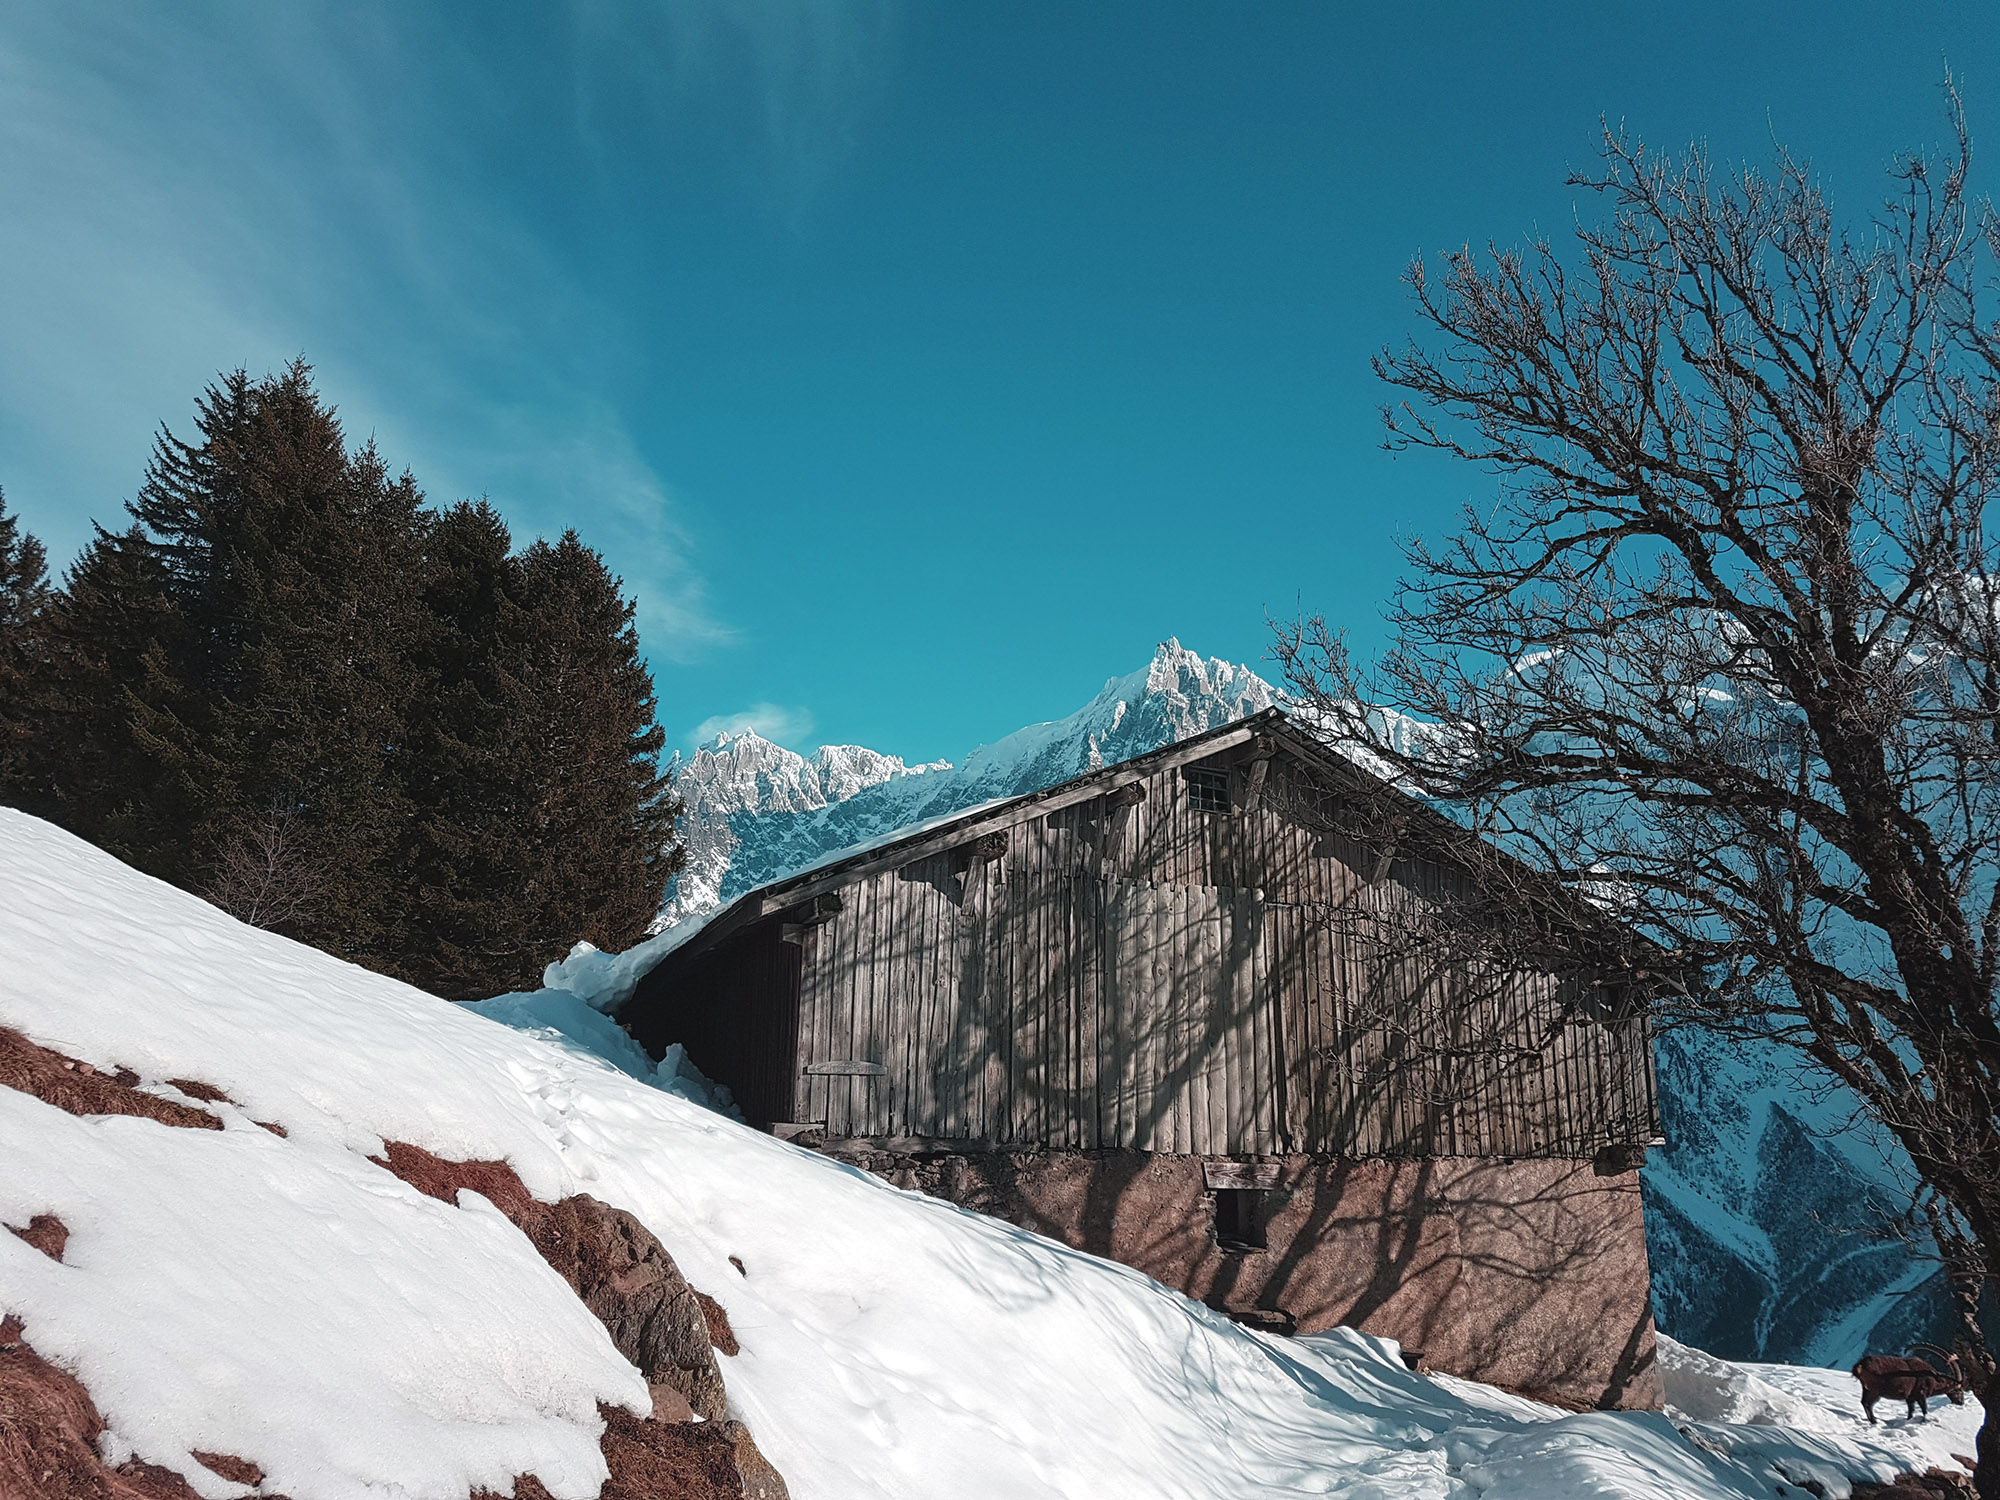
[634,706,1658,985]
[639,708,1291,974]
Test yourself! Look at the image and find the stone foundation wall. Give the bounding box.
[816,1144,1660,1410]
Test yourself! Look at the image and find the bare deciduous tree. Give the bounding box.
[203,804,325,935]
[1277,95,2000,1485]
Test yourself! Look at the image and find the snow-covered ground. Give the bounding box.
[0,808,1979,1500]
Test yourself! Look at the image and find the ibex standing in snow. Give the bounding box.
[1851,1345,1967,1424]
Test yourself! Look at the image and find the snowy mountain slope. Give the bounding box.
[1645,1028,1952,1366]
[0,809,1978,1500]
[657,639,1276,928]
[656,639,1950,1372]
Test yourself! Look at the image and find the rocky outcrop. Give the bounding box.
[371,1141,785,1499]
[1853,1469,1977,1499]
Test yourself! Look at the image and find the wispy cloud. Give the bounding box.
[0,2,746,656]
[690,702,817,749]
[571,0,899,227]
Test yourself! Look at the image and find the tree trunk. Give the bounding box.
[1978,1387,1999,1500]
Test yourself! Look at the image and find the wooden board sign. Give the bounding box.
[1202,1160,1281,1190]
[804,1060,887,1077]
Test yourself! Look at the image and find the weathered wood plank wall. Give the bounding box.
[781,746,1657,1157]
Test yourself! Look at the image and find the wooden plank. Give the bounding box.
[1170,883,1195,1153]
[805,1061,888,1077]
[1143,881,1166,1152]
[1220,888,1248,1154]
[1202,1160,1282,1190]
[1198,886,1227,1155]
[1242,888,1273,1152]
[1106,879,1132,1147]
[1169,884,1196,1154]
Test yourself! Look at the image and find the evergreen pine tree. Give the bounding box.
[0,489,51,804]
[28,523,193,865]
[42,362,426,959]
[398,498,525,992]
[498,531,681,976]
[20,362,682,993]
[399,512,680,997]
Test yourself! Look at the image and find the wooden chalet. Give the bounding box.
[622,709,1665,1408]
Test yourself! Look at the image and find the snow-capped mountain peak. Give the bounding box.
[657,639,1279,930]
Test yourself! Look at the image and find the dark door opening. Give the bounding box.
[1212,1188,1267,1252]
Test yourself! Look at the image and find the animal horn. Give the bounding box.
[1907,1342,1955,1365]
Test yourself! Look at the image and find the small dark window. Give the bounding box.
[1185,766,1230,814]
[1212,1188,1266,1251]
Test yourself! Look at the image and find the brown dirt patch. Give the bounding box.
[695,1291,738,1357]
[191,1451,263,1486]
[368,1139,534,1219]
[8,1213,69,1262]
[600,1405,785,1500]
[0,1314,207,1499]
[0,1028,219,1131]
[478,1410,786,1500]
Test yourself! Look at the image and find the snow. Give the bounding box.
[462,984,739,1113]
[0,1087,642,1500]
[0,806,1982,1500]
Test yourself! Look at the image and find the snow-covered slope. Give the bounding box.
[657,640,1952,1373]
[0,810,1978,1499]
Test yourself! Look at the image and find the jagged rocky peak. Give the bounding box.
[812,743,951,803]
[660,638,1284,935]
[676,728,947,820]
[955,638,1280,790]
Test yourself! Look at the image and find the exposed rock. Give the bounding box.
[720,1420,789,1500]
[649,1382,696,1422]
[0,1028,219,1130]
[8,1212,68,1262]
[600,1405,788,1500]
[515,1193,729,1423]
[0,1315,207,1500]
[494,1420,791,1500]
[370,1142,742,1426]
[1853,1470,1976,1499]
[696,1290,739,1356]
[0,1127,780,1499]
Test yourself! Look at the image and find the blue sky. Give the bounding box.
[3,3,1995,765]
